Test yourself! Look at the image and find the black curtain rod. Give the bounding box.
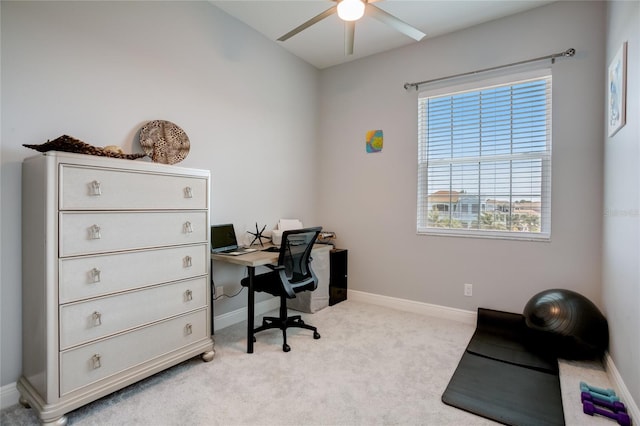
[403,48,575,91]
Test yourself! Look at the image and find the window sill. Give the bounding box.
[417,228,551,242]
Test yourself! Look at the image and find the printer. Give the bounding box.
[271,219,303,246]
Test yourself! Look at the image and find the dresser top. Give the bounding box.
[24,151,210,177]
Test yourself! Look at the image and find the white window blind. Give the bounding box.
[417,70,552,240]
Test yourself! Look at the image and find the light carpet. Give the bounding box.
[1,300,614,425]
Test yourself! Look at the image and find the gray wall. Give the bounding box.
[0,1,319,387]
[317,1,605,314]
[603,0,640,407]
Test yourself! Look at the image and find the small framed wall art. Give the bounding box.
[608,41,627,137]
[366,129,383,153]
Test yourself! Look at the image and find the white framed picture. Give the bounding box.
[608,41,627,137]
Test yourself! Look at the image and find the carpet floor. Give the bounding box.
[1,300,614,425]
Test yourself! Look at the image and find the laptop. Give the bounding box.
[210,223,257,256]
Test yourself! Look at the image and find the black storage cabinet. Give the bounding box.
[329,249,348,306]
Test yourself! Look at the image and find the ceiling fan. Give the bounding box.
[277,0,426,56]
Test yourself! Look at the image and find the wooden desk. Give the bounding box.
[212,244,331,353]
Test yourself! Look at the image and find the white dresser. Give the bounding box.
[18,152,214,425]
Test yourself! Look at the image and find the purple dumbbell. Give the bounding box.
[583,401,631,426]
[581,392,627,413]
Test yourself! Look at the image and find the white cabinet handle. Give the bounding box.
[88,224,101,240]
[183,255,192,268]
[184,186,193,198]
[92,311,102,326]
[90,268,101,283]
[185,289,193,301]
[185,323,193,335]
[183,221,193,234]
[89,180,102,196]
[91,354,102,369]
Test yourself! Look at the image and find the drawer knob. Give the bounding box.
[88,224,101,240]
[183,255,192,268]
[90,268,101,283]
[183,221,193,234]
[184,186,193,198]
[185,323,193,335]
[185,289,193,301]
[89,180,102,196]
[92,311,102,326]
[91,354,102,369]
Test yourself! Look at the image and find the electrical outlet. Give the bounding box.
[464,283,473,297]
[215,286,224,297]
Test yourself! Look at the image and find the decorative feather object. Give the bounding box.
[23,135,146,160]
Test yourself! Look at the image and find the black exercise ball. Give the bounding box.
[523,289,608,359]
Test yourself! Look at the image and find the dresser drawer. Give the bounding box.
[59,211,207,257]
[59,244,208,303]
[60,309,207,395]
[59,165,207,211]
[60,276,207,350]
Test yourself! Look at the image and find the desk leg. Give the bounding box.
[247,266,255,353]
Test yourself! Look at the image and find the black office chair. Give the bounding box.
[241,226,322,352]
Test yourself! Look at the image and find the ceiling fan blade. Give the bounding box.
[277,5,338,42]
[344,21,355,55]
[367,4,426,41]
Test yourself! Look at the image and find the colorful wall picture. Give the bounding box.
[366,130,383,153]
[608,41,627,137]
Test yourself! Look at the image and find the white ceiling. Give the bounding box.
[211,0,554,69]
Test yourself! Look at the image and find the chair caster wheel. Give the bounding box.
[313,331,321,339]
[283,344,291,352]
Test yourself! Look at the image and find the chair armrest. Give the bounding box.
[266,264,285,271]
[276,269,297,298]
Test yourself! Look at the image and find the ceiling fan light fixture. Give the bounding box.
[337,0,365,22]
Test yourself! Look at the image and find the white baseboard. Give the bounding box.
[213,297,280,332]
[347,289,477,325]
[604,352,640,422]
[1,382,20,410]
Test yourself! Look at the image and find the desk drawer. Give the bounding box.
[59,244,208,303]
[60,309,207,395]
[60,277,207,350]
[59,211,207,256]
[59,165,207,210]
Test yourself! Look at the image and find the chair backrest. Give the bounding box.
[278,227,322,294]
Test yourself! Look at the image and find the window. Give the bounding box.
[417,69,552,240]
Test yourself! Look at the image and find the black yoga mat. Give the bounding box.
[467,308,559,374]
[442,308,565,426]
